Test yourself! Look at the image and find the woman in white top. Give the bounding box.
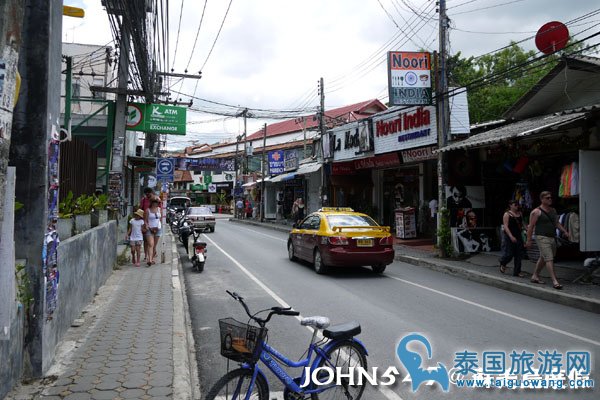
[127,209,146,267]
[144,198,162,266]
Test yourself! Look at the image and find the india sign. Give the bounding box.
[387,51,432,106]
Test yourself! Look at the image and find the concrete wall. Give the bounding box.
[41,221,117,371]
[0,313,24,399]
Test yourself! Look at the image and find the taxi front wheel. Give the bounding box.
[288,241,297,261]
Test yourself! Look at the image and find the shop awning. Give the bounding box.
[437,112,587,152]
[270,162,322,183]
[241,177,272,187]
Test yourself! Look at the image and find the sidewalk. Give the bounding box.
[230,217,600,314]
[6,232,200,400]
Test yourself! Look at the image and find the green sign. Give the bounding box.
[125,103,187,135]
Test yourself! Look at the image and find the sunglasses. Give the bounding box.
[544,196,552,199]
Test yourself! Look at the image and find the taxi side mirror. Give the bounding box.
[292,222,298,229]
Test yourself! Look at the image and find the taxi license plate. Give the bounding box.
[356,239,373,247]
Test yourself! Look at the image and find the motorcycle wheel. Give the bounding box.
[195,261,205,272]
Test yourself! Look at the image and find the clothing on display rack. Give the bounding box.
[557,212,580,243]
[559,162,579,197]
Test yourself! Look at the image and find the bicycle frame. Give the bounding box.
[240,329,368,397]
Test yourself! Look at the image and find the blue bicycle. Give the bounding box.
[205,290,368,400]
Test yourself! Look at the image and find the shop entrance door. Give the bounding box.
[579,150,600,251]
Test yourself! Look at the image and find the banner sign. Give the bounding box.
[373,106,437,154]
[284,149,299,172]
[176,157,234,172]
[268,150,285,174]
[387,51,432,106]
[126,103,187,135]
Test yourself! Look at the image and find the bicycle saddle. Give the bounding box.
[323,321,361,340]
[301,316,330,329]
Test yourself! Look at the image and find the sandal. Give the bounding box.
[553,284,563,290]
[530,278,545,284]
[516,272,526,278]
[499,265,507,274]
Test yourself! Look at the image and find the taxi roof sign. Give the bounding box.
[63,5,85,18]
[319,207,354,212]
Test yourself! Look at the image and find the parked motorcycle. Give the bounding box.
[191,231,207,273]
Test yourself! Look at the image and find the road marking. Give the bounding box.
[221,221,287,242]
[202,235,404,400]
[388,275,600,347]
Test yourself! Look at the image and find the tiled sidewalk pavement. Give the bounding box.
[39,264,174,400]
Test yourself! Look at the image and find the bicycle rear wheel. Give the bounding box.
[311,340,367,400]
[205,368,268,400]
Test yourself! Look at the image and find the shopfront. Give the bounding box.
[329,119,375,213]
[371,106,438,237]
[440,110,600,256]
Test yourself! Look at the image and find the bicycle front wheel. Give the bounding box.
[311,340,367,400]
[205,368,269,400]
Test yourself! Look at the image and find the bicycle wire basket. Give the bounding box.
[219,318,268,362]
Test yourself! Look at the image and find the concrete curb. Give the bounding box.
[229,217,291,233]
[170,234,201,400]
[396,254,600,314]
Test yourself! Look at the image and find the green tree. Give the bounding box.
[448,42,561,123]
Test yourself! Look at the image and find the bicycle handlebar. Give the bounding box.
[226,290,299,326]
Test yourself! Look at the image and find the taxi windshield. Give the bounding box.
[326,214,377,227]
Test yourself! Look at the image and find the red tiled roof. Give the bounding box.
[174,170,193,182]
[246,99,386,140]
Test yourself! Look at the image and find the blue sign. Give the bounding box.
[156,158,174,183]
[268,150,284,174]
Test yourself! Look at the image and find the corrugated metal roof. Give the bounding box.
[246,99,386,140]
[438,112,586,152]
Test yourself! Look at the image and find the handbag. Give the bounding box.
[150,227,159,234]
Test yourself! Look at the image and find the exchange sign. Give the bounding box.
[125,103,187,135]
[387,51,432,106]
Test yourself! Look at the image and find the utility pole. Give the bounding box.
[318,77,327,206]
[109,22,130,214]
[436,0,450,257]
[261,123,267,222]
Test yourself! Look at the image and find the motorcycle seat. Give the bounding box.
[193,241,207,247]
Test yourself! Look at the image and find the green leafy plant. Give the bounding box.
[92,194,109,211]
[15,264,34,311]
[58,191,75,218]
[15,201,24,212]
[215,192,228,205]
[73,194,94,215]
[436,208,454,258]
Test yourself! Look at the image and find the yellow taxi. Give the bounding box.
[287,208,395,274]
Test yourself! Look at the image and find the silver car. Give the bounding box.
[186,206,216,232]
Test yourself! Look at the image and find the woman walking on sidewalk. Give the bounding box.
[499,200,525,277]
[144,198,162,266]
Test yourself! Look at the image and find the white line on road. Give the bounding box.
[202,234,404,400]
[222,221,287,242]
[388,275,600,347]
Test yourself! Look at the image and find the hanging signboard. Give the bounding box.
[284,149,298,172]
[125,103,187,135]
[387,51,432,106]
[268,150,285,174]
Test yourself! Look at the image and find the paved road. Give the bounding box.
[180,218,599,400]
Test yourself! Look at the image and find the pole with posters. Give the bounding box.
[261,124,267,222]
[436,0,450,257]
